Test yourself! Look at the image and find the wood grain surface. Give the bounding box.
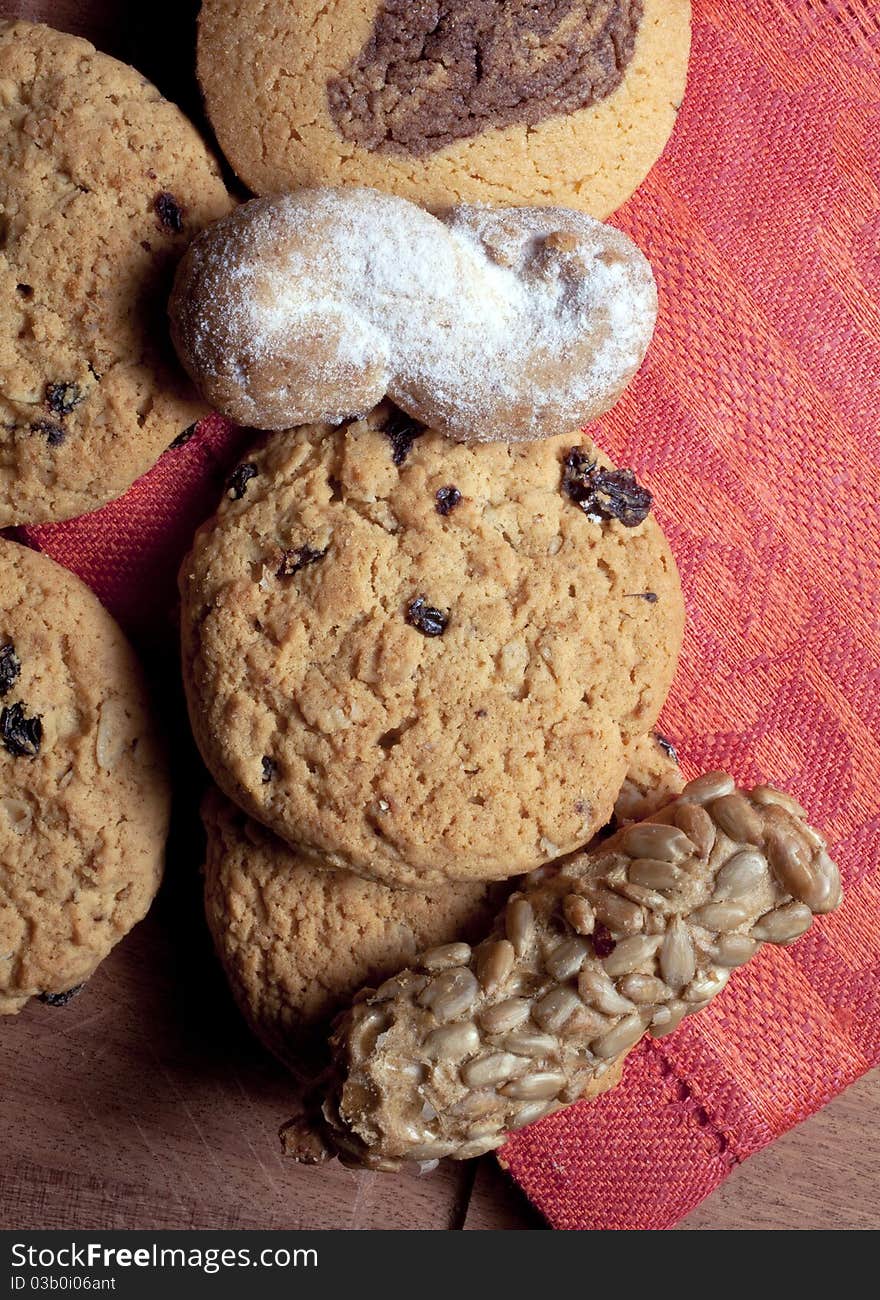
[1,0,876,1233]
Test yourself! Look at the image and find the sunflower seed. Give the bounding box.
[374,973,426,1001]
[751,785,806,818]
[713,850,768,900]
[479,997,531,1034]
[709,792,764,844]
[602,933,662,977]
[545,937,590,981]
[712,933,759,966]
[628,859,683,891]
[422,1022,481,1060]
[508,1100,558,1129]
[681,771,735,804]
[418,942,472,971]
[419,968,480,1021]
[673,803,716,857]
[615,880,668,910]
[618,973,672,1004]
[506,897,535,956]
[450,1091,505,1118]
[456,1136,506,1158]
[501,1072,566,1100]
[690,901,751,933]
[684,968,729,1002]
[407,1142,455,1161]
[592,1012,645,1059]
[531,987,582,1033]
[591,888,644,934]
[578,967,636,1015]
[563,893,595,935]
[618,822,695,863]
[560,1005,609,1039]
[660,917,696,987]
[751,902,813,944]
[502,1030,559,1058]
[766,830,837,912]
[649,1000,688,1037]
[813,852,843,914]
[461,1052,529,1088]
[349,1008,389,1058]
[476,939,515,993]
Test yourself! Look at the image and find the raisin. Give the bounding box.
[277,545,327,578]
[0,643,20,698]
[383,408,425,465]
[168,423,197,450]
[562,448,652,527]
[435,485,461,516]
[592,923,616,958]
[31,420,66,447]
[154,191,185,233]
[227,462,258,499]
[261,756,276,783]
[45,382,81,416]
[406,596,448,637]
[39,985,84,1007]
[653,732,679,765]
[0,702,42,757]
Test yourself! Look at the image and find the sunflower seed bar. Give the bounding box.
[282,775,842,1170]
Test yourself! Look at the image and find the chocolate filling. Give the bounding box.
[327,0,643,156]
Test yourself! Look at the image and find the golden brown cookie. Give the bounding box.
[202,788,502,1061]
[0,20,232,525]
[201,732,681,1059]
[169,188,657,442]
[0,541,171,1014]
[180,404,684,888]
[197,0,690,217]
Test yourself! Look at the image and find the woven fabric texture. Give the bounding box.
[13,0,880,1230]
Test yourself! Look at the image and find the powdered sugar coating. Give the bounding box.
[169,187,657,442]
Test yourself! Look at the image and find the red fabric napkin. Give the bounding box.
[17,0,880,1230]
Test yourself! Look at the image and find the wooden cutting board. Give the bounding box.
[1,0,877,1233]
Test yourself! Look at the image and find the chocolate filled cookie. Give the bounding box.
[0,541,170,1014]
[201,733,681,1060]
[0,20,232,525]
[197,0,690,216]
[180,405,684,888]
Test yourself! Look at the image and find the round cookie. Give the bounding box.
[0,20,232,526]
[180,404,684,887]
[201,732,681,1058]
[197,0,690,218]
[202,788,501,1061]
[0,540,170,1013]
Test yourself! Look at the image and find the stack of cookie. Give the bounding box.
[1,19,233,1011]
[0,12,844,1177]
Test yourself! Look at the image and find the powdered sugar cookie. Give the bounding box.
[170,188,657,442]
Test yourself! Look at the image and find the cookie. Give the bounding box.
[0,20,232,525]
[290,775,842,1169]
[0,540,170,1013]
[201,732,680,1058]
[202,788,501,1061]
[612,731,683,824]
[197,0,691,218]
[169,188,657,442]
[180,405,684,887]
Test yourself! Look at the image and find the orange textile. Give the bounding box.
[17,0,880,1230]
